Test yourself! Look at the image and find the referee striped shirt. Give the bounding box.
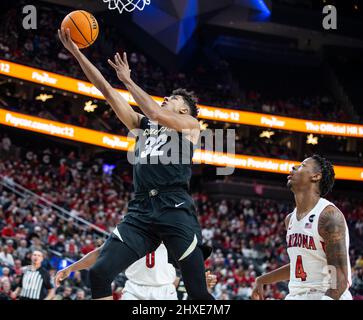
[19,266,53,300]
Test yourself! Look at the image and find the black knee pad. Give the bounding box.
[89,264,113,299]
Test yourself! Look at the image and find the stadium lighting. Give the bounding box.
[260,130,275,139]
[35,94,53,102]
[199,121,208,131]
[255,0,271,15]
[84,100,98,112]
[306,134,318,145]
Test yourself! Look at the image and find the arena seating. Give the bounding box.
[0,0,362,301]
[0,133,362,300]
[0,2,353,121]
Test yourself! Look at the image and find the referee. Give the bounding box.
[14,250,55,300]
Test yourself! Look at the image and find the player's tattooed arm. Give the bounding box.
[318,205,349,300]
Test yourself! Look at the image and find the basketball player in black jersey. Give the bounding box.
[57,28,213,300]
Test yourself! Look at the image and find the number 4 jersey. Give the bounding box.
[132,117,194,192]
[286,198,352,296]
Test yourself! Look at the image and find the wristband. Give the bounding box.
[321,295,334,300]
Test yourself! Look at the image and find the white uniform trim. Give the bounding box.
[125,244,176,287]
[112,227,124,242]
[178,234,197,261]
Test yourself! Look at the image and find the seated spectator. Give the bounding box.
[75,289,86,300]
[15,240,29,262]
[0,245,15,267]
[351,268,363,298]
[58,286,73,300]
[0,278,16,300]
[13,259,23,276]
[0,267,12,283]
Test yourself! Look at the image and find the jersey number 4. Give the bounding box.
[295,255,307,281]
[140,134,168,158]
[146,251,155,268]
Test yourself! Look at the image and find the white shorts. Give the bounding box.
[121,281,178,300]
[285,289,353,300]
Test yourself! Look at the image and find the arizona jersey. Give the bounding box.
[125,243,176,286]
[132,117,194,192]
[286,198,351,296]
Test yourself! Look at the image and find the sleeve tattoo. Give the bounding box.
[318,206,349,299]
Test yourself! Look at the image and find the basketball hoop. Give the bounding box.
[103,0,151,14]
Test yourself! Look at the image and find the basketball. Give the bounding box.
[61,10,99,49]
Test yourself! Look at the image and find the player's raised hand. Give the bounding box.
[58,28,79,55]
[251,278,265,300]
[108,52,132,84]
[54,267,72,288]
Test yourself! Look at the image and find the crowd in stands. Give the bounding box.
[0,132,362,300]
[0,2,350,122]
[0,84,300,160]
[0,0,361,301]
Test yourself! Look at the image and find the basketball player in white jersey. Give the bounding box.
[55,243,216,300]
[121,243,216,300]
[251,155,352,300]
[121,243,177,300]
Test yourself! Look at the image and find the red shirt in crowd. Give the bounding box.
[48,234,58,246]
[1,226,15,238]
[81,243,96,255]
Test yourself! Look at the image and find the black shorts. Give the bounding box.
[113,188,205,268]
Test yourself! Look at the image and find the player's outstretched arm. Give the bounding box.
[108,52,199,133]
[251,264,290,300]
[54,245,102,287]
[318,205,349,300]
[251,213,292,300]
[58,28,142,131]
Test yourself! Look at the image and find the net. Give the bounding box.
[103,0,151,14]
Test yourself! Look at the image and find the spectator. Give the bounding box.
[1,135,11,153]
[0,267,12,283]
[0,278,16,300]
[81,239,95,255]
[356,255,363,268]
[64,239,78,259]
[0,245,15,267]
[58,286,73,300]
[351,268,363,299]
[14,225,27,240]
[75,288,86,300]
[15,240,29,262]
[1,225,15,239]
[69,271,86,290]
[13,259,23,276]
